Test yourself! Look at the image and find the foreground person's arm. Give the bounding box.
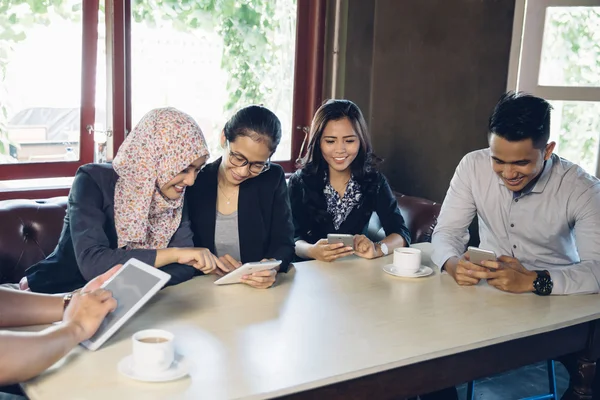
[0,266,120,385]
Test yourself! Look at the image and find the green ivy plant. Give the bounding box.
[0,0,280,157]
[131,0,278,112]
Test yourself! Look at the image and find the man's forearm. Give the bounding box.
[0,289,63,328]
[442,256,460,275]
[431,231,466,271]
[0,322,83,385]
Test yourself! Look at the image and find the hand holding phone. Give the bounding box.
[327,234,355,249]
[467,246,497,268]
[310,235,355,262]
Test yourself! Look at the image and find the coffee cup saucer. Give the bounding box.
[382,264,434,278]
[118,353,190,382]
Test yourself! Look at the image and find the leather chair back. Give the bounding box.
[0,197,67,284]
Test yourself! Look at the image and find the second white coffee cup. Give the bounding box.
[393,248,421,274]
[132,329,175,375]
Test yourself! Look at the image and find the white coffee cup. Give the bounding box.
[132,329,175,374]
[393,248,421,274]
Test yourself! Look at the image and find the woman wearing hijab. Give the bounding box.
[22,107,227,294]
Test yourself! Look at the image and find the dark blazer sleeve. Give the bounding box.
[160,201,197,286]
[288,173,311,243]
[69,168,157,281]
[167,201,194,248]
[375,174,412,246]
[265,169,295,273]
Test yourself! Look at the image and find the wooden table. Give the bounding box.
[21,243,600,399]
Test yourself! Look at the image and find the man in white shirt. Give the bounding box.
[432,91,600,295]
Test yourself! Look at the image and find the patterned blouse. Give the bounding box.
[323,174,363,230]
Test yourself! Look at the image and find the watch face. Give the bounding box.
[380,243,388,255]
[534,273,553,295]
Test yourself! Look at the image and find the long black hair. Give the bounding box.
[298,99,380,182]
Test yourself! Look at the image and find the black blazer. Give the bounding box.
[186,158,295,272]
[288,169,411,248]
[25,164,197,293]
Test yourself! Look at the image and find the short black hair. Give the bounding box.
[488,91,552,149]
[224,105,282,153]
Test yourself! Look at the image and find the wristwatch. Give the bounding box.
[376,241,389,256]
[532,270,553,296]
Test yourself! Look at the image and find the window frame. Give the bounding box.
[0,0,99,182]
[508,0,600,176]
[0,0,325,200]
[114,0,325,173]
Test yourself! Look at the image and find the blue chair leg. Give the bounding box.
[469,360,556,400]
[466,381,474,400]
[520,359,557,400]
[547,359,557,399]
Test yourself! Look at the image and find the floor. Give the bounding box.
[455,361,569,400]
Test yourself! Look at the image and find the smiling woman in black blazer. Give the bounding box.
[186,105,295,289]
[289,99,411,262]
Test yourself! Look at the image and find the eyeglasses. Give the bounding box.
[226,142,271,175]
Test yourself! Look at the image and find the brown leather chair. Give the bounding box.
[0,197,67,284]
[0,193,442,284]
[367,192,441,244]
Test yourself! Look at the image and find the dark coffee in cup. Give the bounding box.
[138,337,168,344]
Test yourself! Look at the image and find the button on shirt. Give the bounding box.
[431,149,600,295]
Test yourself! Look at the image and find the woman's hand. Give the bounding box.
[216,254,242,276]
[354,235,379,259]
[19,277,29,291]
[309,239,354,262]
[241,258,278,289]
[177,248,229,275]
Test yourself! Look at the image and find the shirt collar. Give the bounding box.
[530,155,553,194]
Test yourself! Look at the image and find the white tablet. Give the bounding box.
[214,260,282,285]
[80,258,171,351]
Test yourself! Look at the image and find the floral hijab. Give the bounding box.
[112,107,209,249]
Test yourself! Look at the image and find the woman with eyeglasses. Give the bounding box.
[186,105,295,289]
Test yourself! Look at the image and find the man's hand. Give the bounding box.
[444,253,489,286]
[82,264,122,292]
[481,256,537,293]
[63,289,118,342]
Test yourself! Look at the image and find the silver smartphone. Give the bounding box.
[467,246,497,267]
[327,233,355,249]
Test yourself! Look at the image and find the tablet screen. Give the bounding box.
[85,265,163,343]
